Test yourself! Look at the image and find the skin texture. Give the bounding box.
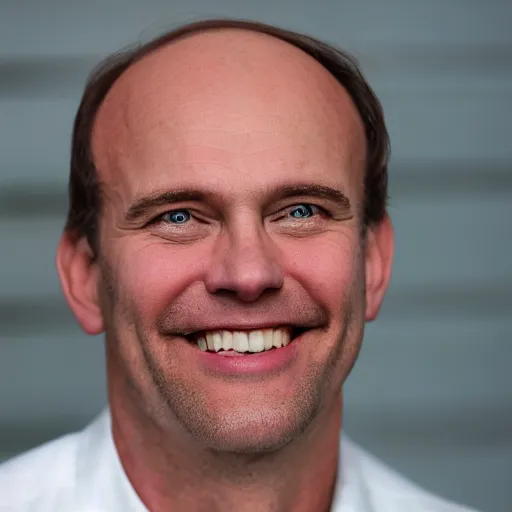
[57,28,393,512]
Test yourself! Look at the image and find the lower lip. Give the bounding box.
[196,339,300,376]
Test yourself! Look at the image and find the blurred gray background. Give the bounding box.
[0,1,511,511]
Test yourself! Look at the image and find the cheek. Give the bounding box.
[281,233,362,311]
[109,239,209,322]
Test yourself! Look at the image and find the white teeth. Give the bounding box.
[212,331,223,352]
[233,331,249,352]
[263,329,274,350]
[248,331,265,352]
[273,329,282,348]
[206,332,215,351]
[221,330,233,351]
[198,337,207,352]
[197,328,292,353]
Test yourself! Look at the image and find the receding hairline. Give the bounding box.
[94,23,359,128]
[91,22,368,198]
[66,18,390,253]
[90,19,369,124]
[96,20,345,88]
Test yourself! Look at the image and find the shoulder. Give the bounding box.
[0,431,80,511]
[0,411,111,512]
[343,438,480,512]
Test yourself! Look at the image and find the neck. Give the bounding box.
[109,380,343,512]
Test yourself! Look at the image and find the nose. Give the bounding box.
[204,224,284,302]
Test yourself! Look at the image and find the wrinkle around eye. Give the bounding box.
[265,202,355,238]
[144,210,215,243]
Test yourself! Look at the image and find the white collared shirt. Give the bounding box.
[0,410,478,511]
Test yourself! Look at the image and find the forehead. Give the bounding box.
[91,29,366,202]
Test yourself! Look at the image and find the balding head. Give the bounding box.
[92,28,366,221]
[65,19,389,255]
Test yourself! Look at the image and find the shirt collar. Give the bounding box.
[75,409,148,511]
[331,435,373,511]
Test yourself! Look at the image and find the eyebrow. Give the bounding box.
[124,189,210,222]
[274,184,351,210]
[124,183,351,222]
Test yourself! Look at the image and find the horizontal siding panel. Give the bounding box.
[2,45,512,98]
[0,329,106,427]
[348,317,512,413]
[382,92,512,161]
[0,99,75,182]
[389,195,511,288]
[0,219,63,300]
[1,1,511,58]
[345,438,512,512]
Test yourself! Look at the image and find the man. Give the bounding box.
[0,19,478,512]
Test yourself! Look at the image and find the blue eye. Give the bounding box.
[289,204,316,218]
[163,210,191,224]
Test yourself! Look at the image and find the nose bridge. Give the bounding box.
[205,214,284,301]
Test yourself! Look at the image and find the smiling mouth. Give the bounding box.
[186,327,308,355]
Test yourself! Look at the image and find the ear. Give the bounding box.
[364,215,394,321]
[56,232,105,335]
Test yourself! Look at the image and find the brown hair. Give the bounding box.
[66,18,390,255]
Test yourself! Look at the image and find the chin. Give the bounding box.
[198,423,307,455]
[144,329,344,453]
[173,392,322,455]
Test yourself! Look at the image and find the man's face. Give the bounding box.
[87,30,377,452]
